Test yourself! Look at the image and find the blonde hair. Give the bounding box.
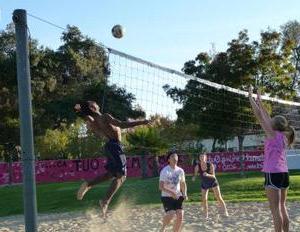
[272,115,295,147]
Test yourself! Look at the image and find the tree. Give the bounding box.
[0,24,145,159]
[281,20,300,90]
[255,29,296,98]
[31,25,109,132]
[0,24,19,147]
[125,126,168,178]
[35,119,106,160]
[165,28,297,157]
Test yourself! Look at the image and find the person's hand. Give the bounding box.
[74,104,81,112]
[192,176,196,182]
[171,192,178,200]
[183,194,188,201]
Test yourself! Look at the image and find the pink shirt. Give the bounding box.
[263,131,288,173]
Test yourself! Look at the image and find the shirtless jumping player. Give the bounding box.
[75,101,151,217]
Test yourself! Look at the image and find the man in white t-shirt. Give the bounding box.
[159,151,188,232]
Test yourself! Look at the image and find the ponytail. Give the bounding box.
[287,125,296,147]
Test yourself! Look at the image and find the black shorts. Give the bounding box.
[201,180,219,190]
[104,140,127,177]
[264,172,289,190]
[161,196,184,213]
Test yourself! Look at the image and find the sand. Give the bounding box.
[1,202,300,232]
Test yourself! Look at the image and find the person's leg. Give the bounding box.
[100,173,126,217]
[77,172,113,200]
[266,187,283,232]
[87,172,114,186]
[280,189,289,232]
[160,211,175,232]
[173,209,184,232]
[212,186,228,216]
[201,189,209,219]
[100,142,127,216]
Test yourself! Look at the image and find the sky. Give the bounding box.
[1,0,300,71]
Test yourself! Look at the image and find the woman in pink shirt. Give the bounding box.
[248,87,295,232]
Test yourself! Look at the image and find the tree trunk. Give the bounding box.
[8,152,13,186]
[141,153,148,179]
[152,155,159,177]
[212,138,217,152]
[238,135,245,177]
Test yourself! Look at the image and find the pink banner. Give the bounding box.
[0,151,264,186]
[0,162,9,185]
[208,150,264,172]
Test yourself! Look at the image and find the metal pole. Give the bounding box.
[13,9,38,232]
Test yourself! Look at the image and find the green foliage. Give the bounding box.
[165,28,298,149]
[125,126,168,155]
[281,20,300,90]
[81,82,145,120]
[0,24,145,155]
[35,119,107,160]
[35,129,70,160]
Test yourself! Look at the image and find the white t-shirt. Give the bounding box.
[159,165,185,197]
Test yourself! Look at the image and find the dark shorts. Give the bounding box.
[104,140,127,177]
[264,172,289,190]
[161,196,184,213]
[201,180,219,190]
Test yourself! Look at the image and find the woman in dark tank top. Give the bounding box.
[192,153,229,219]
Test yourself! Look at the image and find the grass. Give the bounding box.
[0,171,299,217]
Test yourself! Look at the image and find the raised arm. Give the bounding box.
[256,90,272,122]
[104,113,150,129]
[248,87,274,138]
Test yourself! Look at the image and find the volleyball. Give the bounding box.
[112,25,124,39]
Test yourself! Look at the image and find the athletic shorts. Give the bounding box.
[161,196,184,213]
[201,180,219,190]
[104,139,127,177]
[264,172,289,190]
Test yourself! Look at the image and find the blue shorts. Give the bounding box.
[104,139,127,177]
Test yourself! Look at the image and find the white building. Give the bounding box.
[185,131,300,152]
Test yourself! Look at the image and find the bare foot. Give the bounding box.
[99,200,108,218]
[224,210,229,217]
[203,214,209,220]
[77,181,91,200]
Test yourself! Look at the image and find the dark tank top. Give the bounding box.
[199,162,218,188]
